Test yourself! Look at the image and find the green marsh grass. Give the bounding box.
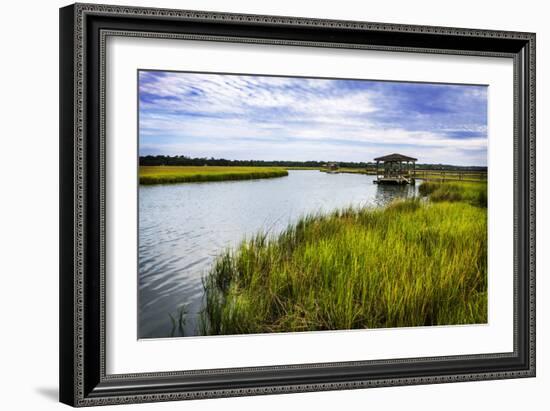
[140,166,288,185]
[320,167,373,175]
[200,180,487,335]
[319,168,487,182]
[169,305,187,338]
[416,171,487,182]
[419,180,487,207]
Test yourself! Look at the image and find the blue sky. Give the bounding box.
[139,71,488,166]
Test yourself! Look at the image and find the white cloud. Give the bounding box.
[139,71,488,166]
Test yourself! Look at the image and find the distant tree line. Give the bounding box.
[139,155,487,172]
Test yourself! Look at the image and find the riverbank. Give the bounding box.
[139,166,288,184]
[200,181,487,335]
[320,167,372,175]
[419,181,487,206]
[320,168,486,182]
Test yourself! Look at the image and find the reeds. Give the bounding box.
[139,166,288,185]
[418,181,487,207]
[200,181,488,335]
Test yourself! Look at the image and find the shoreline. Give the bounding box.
[199,180,488,336]
[139,166,289,185]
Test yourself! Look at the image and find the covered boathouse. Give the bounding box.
[373,153,417,185]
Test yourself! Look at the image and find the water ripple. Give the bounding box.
[139,171,419,338]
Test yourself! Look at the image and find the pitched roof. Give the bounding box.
[374,153,418,162]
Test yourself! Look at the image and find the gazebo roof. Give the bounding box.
[374,153,418,162]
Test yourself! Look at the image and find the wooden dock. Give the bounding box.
[373,153,417,186]
[374,176,415,185]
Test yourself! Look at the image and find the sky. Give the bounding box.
[138,70,488,166]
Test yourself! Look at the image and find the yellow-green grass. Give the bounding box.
[419,180,487,207]
[284,166,321,170]
[319,168,487,181]
[200,182,487,335]
[320,167,374,175]
[416,170,487,182]
[139,166,288,184]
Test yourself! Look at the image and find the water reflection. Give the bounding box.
[373,182,420,207]
[138,170,420,338]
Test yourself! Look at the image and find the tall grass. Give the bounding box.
[416,170,487,182]
[418,181,487,207]
[140,166,288,185]
[318,168,487,182]
[200,190,487,335]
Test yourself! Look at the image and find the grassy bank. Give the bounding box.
[320,168,487,182]
[416,170,487,182]
[419,181,487,207]
[284,166,321,170]
[320,167,373,175]
[200,181,487,335]
[140,166,288,185]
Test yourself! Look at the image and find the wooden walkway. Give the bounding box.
[374,176,415,185]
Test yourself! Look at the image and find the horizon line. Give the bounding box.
[138,155,487,169]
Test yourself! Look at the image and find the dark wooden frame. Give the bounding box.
[60,3,536,407]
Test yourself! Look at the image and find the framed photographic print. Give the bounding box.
[59,3,536,407]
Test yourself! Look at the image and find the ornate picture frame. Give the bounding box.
[59,3,535,406]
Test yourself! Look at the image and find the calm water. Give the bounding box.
[139,171,419,338]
